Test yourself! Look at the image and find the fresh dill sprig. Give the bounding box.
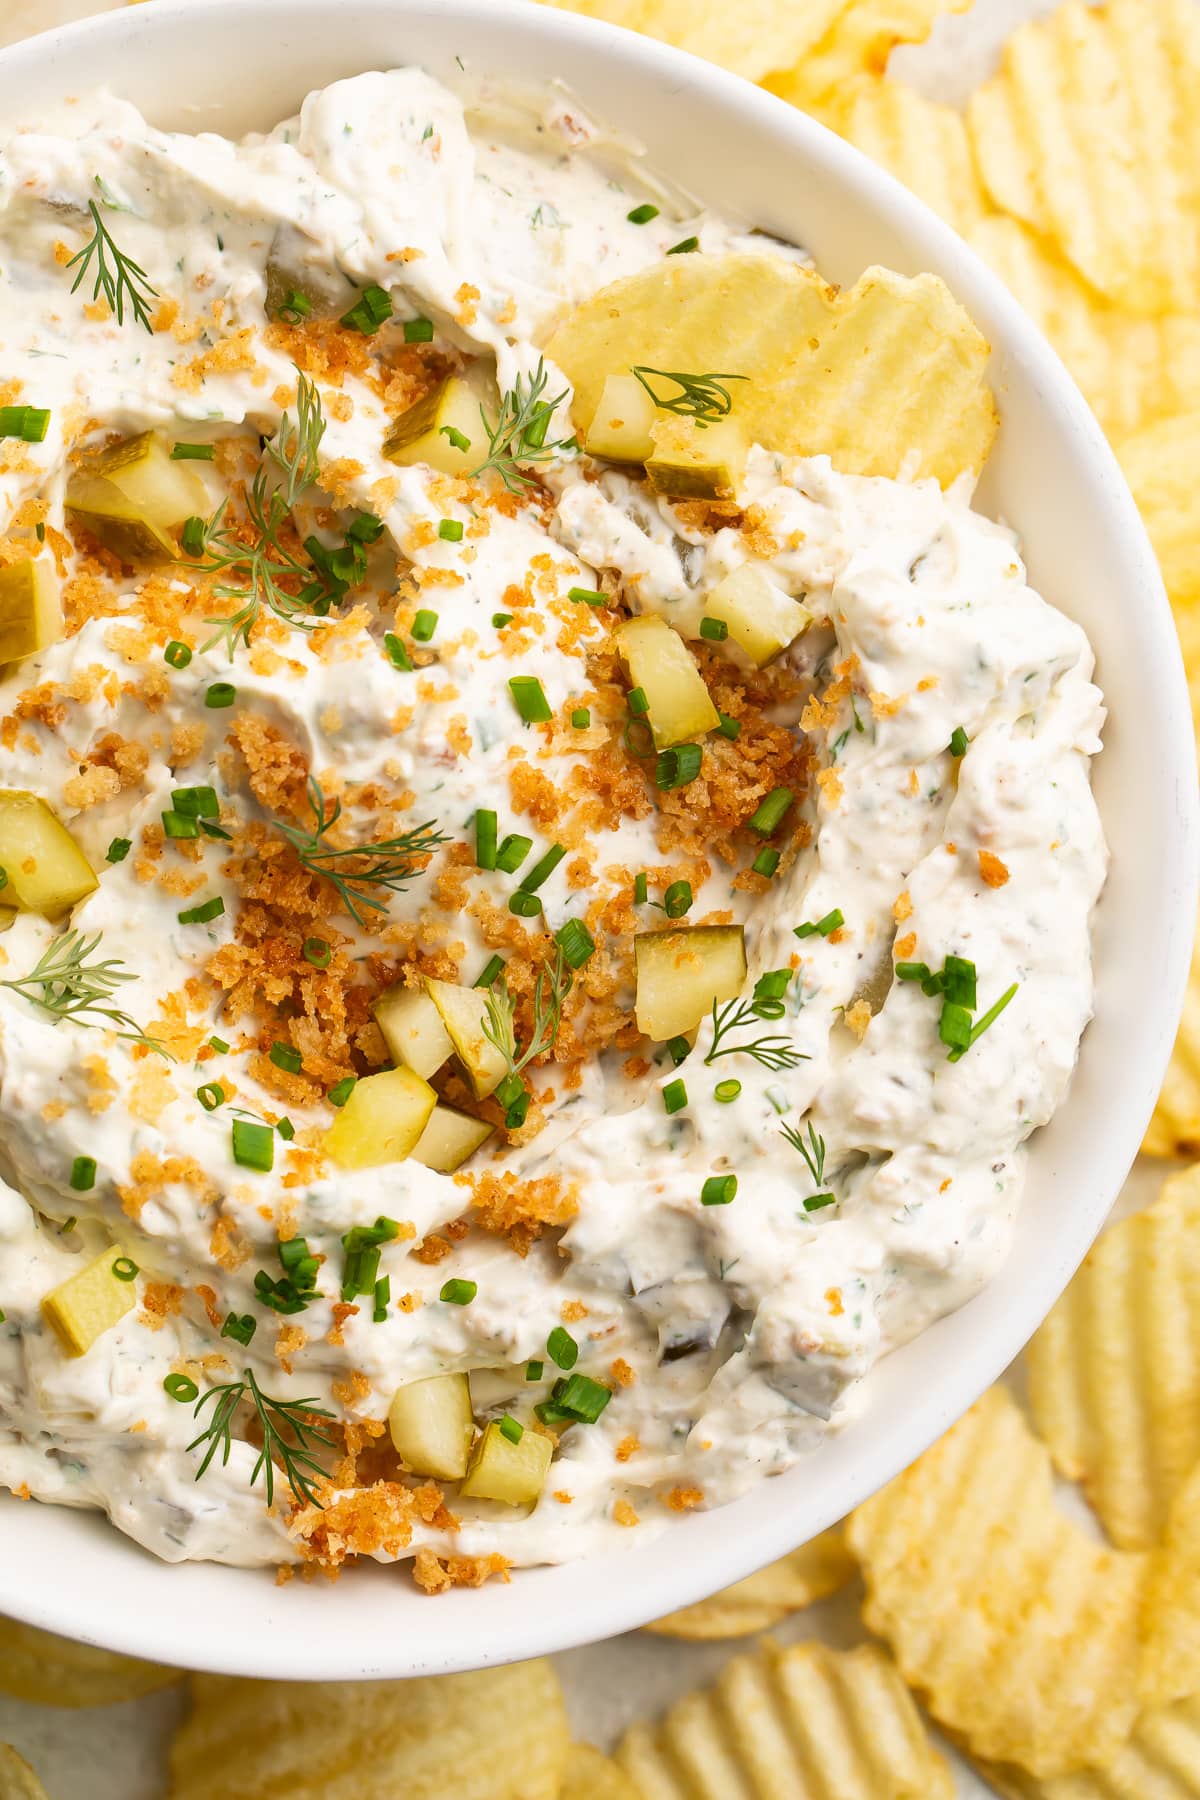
[780,1118,838,1212]
[0,930,167,1056]
[273,776,447,928]
[482,948,573,1126]
[704,995,808,1072]
[632,366,747,425]
[473,358,574,494]
[194,373,344,656]
[186,1366,337,1510]
[66,199,158,334]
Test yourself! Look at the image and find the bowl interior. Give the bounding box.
[0,0,1194,1681]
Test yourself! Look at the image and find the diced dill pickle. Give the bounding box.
[645,416,746,500]
[703,564,812,667]
[411,1103,494,1174]
[264,229,354,322]
[459,1418,553,1505]
[323,1065,436,1170]
[66,432,208,563]
[616,614,719,748]
[0,791,98,916]
[382,377,480,476]
[424,977,509,1099]
[41,1247,135,1358]
[387,1371,475,1479]
[0,560,61,668]
[635,925,747,1041]
[372,983,454,1079]
[584,373,657,463]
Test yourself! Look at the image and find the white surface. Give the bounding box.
[0,0,1194,1792]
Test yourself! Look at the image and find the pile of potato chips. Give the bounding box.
[5,0,1200,1793]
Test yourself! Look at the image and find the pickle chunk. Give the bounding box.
[635,925,747,1040]
[388,1372,475,1480]
[0,560,61,668]
[460,1418,553,1505]
[584,373,657,463]
[383,377,480,477]
[704,564,811,667]
[411,1104,494,1174]
[646,416,746,500]
[372,983,453,1079]
[0,792,97,916]
[424,977,509,1099]
[66,432,208,563]
[616,615,719,748]
[323,1065,436,1170]
[42,1247,135,1358]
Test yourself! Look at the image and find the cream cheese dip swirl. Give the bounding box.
[0,67,1105,1583]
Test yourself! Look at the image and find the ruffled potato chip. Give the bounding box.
[0,1746,50,1800]
[824,77,991,236]
[1118,412,1200,611]
[0,1613,180,1709]
[544,252,996,487]
[1027,1164,1200,1546]
[539,0,852,85]
[969,216,1200,440]
[967,0,1200,316]
[764,0,972,124]
[561,1743,640,1799]
[617,1638,952,1798]
[644,1525,854,1639]
[167,1659,569,1800]
[969,1694,1200,1800]
[847,1386,1152,1778]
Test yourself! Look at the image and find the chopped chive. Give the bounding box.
[567,586,607,607]
[276,289,313,322]
[404,316,434,343]
[663,880,693,919]
[520,844,566,893]
[164,639,192,669]
[475,953,506,989]
[373,1275,391,1322]
[172,785,219,818]
[699,616,728,641]
[663,1078,688,1114]
[752,848,780,878]
[171,442,214,461]
[509,890,543,917]
[269,1042,303,1074]
[161,810,199,840]
[525,1359,544,1381]
[303,936,332,969]
[492,612,514,629]
[199,819,232,842]
[570,707,590,729]
[231,1119,274,1172]
[164,1373,199,1404]
[341,283,393,333]
[181,516,208,557]
[794,908,844,940]
[495,834,532,874]
[634,872,649,904]
[327,1077,357,1108]
[716,712,741,740]
[112,1256,139,1282]
[105,837,132,864]
[437,518,463,542]
[195,1082,224,1111]
[555,918,595,970]
[938,1001,973,1052]
[701,1174,738,1206]
[666,1035,691,1066]
[656,745,703,790]
[499,1414,524,1443]
[803,1193,837,1212]
[208,1035,230,1054]
[0,405,50,442]
[220,1311,257,1346]
[754,970,791,1004]
[547,1326,579,1370]
[667,236,699,255]
[440,1278,477,1306]
[627,202,659,224]
[205,682,237,709]
[178,896,224,925]
[946,982,1019,1063]
[276,1118,295,1141]
[348,511,384,545]
[948,726,969,757]
[536,1373,611,1425]
[440,424,471,451]
[714,1079,741,1103]
[509,675,553,724]
[748,786,794,835]
[476,808,498,871]
[412,609,438,642]
[384,632,413,671]
[69,1156,96,1192]
[626,686,650,717]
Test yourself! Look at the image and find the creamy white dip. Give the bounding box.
[0,69,1106,1576]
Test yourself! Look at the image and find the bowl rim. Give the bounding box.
[0,0,1195,1682]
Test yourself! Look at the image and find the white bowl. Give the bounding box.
[0,0,1195,1683]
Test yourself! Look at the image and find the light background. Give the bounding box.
[0,0,1169,1792]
